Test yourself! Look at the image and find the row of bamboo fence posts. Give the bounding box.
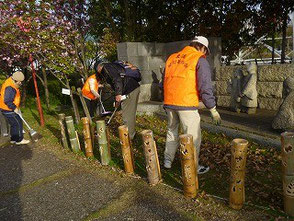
[58,114,294,216]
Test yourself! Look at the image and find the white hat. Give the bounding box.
[191,36,210,54]
[12,71,25,82]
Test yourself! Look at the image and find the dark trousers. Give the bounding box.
[84,98,96,118]
[1,111,23,142]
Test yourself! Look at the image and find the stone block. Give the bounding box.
[127,56,149,71]
[215,80,231,95]
[149,56,166,71]
[117,42,138,57]
[165,40,190,57]
[154,43,166,56]
[215,65,246,81]
[216,95,231,107]
[258,98,283,110]
[257,82,283,98]
[138,84,152,102]
[258,64,294,82]
[137,43,155,56]
[117,42,127,58]
[140,70,153,84]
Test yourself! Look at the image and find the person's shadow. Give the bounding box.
[0,144,33,220]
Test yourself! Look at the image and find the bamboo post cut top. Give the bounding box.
[141,130,161,186]
[65,116,80,153]
[281,132,294,217]
[179,134,198,198]
[96,120,111,165]
[58,113,69,149]
[118,125,135,175]
[82,117,94,158]
[229,138,249,210]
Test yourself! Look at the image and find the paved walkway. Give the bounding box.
[0,144,199,220]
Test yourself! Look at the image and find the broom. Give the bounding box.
[17,112,43,142]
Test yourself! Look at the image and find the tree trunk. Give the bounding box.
[281,12,288,64]
[41,66,50,110]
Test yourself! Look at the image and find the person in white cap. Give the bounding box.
[163,36,221,174]
[0,71,30,145]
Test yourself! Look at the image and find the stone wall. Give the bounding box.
[215,64,294,110]
[117,38,222,102]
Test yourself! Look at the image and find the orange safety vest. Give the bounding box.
[82,74,99,100]
[0,77,21,111]
[164,46,205,107]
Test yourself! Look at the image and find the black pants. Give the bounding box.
[84,98,96,118]
[1,111,23,142]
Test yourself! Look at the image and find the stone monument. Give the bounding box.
[230,68,244,113]
[272,76,294,130]
[238,63,258,114]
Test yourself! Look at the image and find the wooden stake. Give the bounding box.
[229,138,248,210]
[77,88,92,124]
[58,113,69,149]
[141,130,161,186]
[118,125,135,175]
[65,116,80,153]
[281,132,294,217]
[82,117,94,157]
[179,134,198,198]
[96,120,111,165]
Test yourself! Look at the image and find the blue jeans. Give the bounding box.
[1,111,23,142]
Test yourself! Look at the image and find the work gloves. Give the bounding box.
[14,108,20,115]
[209,106,221,125]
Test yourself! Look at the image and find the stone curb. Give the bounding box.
[155,112,281,149]
[201,122,281,149]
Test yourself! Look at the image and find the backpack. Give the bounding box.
[113,60,141,82]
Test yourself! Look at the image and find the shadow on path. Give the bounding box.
[0,144,32,220]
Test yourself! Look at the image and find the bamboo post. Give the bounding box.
[96,120,111,165]
[141,130,161,186]
[77,88,92,124]
[65,116,80,153]
[179,134,198,198]
[82,117,94,158]
[58,113,69,149]
[281,132,294,217]
[229,138,249,210]
[118,125,135,175]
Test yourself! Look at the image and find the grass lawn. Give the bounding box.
[20,101,292,220]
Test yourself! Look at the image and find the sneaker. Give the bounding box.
[197,165,210,174]
[16,139,30,145]
[164,160,172,169]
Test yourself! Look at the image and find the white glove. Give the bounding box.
[209,107,221,125]
[14,108,20,115]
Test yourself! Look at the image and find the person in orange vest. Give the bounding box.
[0,71,30,145]
[163,36,221,174]
[81,69,102,118]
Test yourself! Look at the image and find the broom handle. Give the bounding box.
[107,105,119,125]
[17,112,32,130]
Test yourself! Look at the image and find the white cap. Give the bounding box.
[12,71,25,82]
[191,36,210,54]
